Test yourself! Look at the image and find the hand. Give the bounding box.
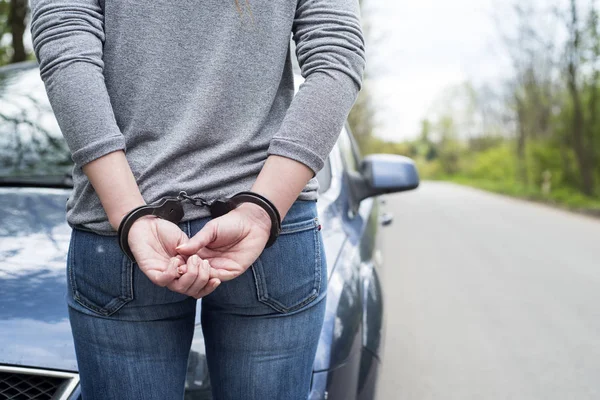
[128,216,221,297]
[165,254,222,299]
[175,203,272,281]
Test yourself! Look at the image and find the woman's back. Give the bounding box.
[31,0,365,235]
[29,1,365,398]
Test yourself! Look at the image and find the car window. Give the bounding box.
[338,126,361,172]
[347,126,363,166]
[0,64,72,179]
[316,156,332,194]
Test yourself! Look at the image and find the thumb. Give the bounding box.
[176,221,217,256]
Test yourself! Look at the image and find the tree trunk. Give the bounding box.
[515,94,529,186]
[588,1,599,176]
[567,69,593,195]
[566,0,595,196]
[9,0,28,63]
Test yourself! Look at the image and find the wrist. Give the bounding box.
[237,202,272,233]
[250,155,314,220]
[228,191,282,248]
[109,202,147,231]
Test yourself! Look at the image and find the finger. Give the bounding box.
[208,269,237,282]
[149,257,182,287]
[193,278,221,299]
[176,222,217,256]
[195,246,225,260]
[188,259,211,297]
[168,255,200,293]
[175,229,190,249]
[204,258,240,282]
[175,254,187,275]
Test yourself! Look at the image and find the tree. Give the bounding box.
[587,0,600,181]
[500,2,560,186]
[0,0,10,65]
[0,0,29,65]
[347,82,376,154]
[9,0,27,62]
[565,0,595,195]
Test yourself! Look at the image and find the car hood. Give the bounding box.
[0,187,77,372]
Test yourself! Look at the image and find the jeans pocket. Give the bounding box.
[251,215,323,314]
[67,228,134,317]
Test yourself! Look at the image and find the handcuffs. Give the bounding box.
[118,191,282,263]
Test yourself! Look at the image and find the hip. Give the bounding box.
[65,198,327,320]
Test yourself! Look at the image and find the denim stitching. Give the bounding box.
[254,217,321,314]
[277,221,321,312]
[70,230,110,315]
[70,234,100,313]
[67,230,78,299]
[314,219,322,299]
[74,292,109,316]
[251,261,270,303]
[120,253,133,302]
[280,224,321,312]
[280,217,318,235]
[251,263,260,298]
[128,257,134,301]
[70,230,133,317]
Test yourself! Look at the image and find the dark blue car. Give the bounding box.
[0,61,419,400]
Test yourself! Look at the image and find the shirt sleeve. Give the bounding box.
[267,0,366,175]
[29,0,125,167]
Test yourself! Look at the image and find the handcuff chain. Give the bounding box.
[119,190,281,262]
[177,191,211,207]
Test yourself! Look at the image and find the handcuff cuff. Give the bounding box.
[118,191,282,263]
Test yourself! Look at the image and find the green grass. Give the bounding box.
[433,176,600,216]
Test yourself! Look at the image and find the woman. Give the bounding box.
[30,0,365,399]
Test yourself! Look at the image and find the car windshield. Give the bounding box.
[0,62,73,187]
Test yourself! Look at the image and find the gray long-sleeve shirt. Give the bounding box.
[29,0,365,235]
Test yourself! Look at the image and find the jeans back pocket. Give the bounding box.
[67,228,134,317]
[251,213,323,314]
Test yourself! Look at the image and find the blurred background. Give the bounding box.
[354,0,600,214]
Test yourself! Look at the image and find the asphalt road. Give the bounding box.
[376,181,600,400]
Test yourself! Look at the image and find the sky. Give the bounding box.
[363,0,512,141]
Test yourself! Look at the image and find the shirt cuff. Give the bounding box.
[267,138,324,175]
[71,135,127,167]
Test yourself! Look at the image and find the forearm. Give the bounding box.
[265,0,365,176]
[249,155,314,220]
[31,0,127,167]
[82,150,146,230]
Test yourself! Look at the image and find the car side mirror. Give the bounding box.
[354,154,419,202]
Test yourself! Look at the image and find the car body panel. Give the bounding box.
[0,187,76,372]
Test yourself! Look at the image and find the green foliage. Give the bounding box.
[436,140,462,175]
[444,176,600,213]
[465,144,517,182]
[348,83,376,152]
[361,136,416,157]
[0,0,10,65]
[525,142,573,188]
[0,1,9,35]
[0,0,30,65]
[468,136,505,152]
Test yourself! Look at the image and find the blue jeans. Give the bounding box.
[66,199,327,400]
